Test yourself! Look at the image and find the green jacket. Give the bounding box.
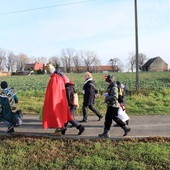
[105,82,120,108]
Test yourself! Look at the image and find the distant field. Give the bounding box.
[1,71,170,92]
[0,71,170,115]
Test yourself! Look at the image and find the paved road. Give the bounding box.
[0,115,169,139]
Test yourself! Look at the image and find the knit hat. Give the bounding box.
[1,81,8,89]
[105,75,114,83]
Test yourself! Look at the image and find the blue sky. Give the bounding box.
[0,0,170,68]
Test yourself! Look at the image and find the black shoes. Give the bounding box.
[98,132,110,138]
[80,116,103,122]
[98,115,103,121]
[98,130,110,138]
[79,119,87,123]
[61,127,67,135]
[122,125,131,136]
[61,125,85,135]
[77,125,85,135]
[7,126,15,133]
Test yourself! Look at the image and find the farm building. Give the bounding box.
[71,65,118,73]
[24,62,44,74]
[142,57,168,71]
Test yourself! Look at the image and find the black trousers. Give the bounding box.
[82,105,101,120]
[104,106,126,131]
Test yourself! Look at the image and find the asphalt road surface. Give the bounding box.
[0,115,169,139]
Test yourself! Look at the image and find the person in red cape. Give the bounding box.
[42,64,72,133]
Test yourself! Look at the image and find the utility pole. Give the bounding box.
[134,0,139,91]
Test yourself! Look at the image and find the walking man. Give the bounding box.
[99,75,131,138]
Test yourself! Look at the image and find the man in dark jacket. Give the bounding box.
[80,72,103,122]
[98,75,131,138]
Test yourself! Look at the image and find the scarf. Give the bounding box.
[84,78,93,85]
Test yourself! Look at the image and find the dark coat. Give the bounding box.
[83,78,95,107]
[0,96,22,127]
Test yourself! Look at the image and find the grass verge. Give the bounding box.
[0,136,169,170]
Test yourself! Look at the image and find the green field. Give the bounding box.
[0,71,170,115]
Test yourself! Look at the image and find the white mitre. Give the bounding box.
[45,64,55,74]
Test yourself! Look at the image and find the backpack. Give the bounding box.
[1,87,18,111]
[116,81,126,104]
[65,83,74,106]
[117,87,124,103]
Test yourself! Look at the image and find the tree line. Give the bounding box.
[0,47,148,73]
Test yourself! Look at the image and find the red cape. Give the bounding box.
[42,74,72,129]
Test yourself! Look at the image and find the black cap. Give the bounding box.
[116,81,121,87]
[105,75,114,83]
[1,81,8,89]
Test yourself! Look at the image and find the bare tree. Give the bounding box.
[127,52,147,72]
[117,60,124,72]
[138,53,147,70]
[5,51,16,72]
[72,52,83,73]
[92,57,101,73]
[26,56,48,65]
[80,50,97,72]
[48,56,61,69]
[15,53,30,72]
[60,48,75,73]
[36,57,48,64]
[0,48,7,71]
[127,52,136,72]
[108,58,120,72]
[26,56,35,63]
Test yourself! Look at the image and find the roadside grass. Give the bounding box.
[18,91,44,114]
[126,88,170,115]
[17,87,170,116]
[0,136,169,170]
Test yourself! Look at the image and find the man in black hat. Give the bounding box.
[98,75,131,138]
